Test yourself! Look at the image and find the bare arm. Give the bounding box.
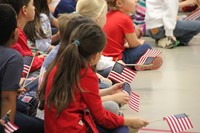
[51,31,60,44]
[124,117,149,129]
[1,90,17,122]
[179,0,196,9]
[124,32,144,48]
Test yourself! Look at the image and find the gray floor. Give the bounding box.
[122,36,200,133]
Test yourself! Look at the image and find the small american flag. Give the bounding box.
[122,83,140,112]
[136,49,162,65]
[163,113,193,133]
[184,9,200,21]
[108,62,137,84]
[129,91,140,112]
[2,113,19,133]
[23,56,33,77]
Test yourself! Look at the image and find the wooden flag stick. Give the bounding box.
[6,110,11,115]
[125,64,153,67]
[149,119,163,123]
[23,70,46,88]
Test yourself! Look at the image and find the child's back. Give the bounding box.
[103,10,135,60]
[103,0,163,71]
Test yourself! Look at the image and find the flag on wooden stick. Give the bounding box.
[2,110,19,133]
[136,49,162,66]
[22,56,34,77]
[163,113,193,133]
[122,82,140,112]
[108,62,137,84]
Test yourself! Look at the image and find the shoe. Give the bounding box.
[135,56,163,71]
[157,37,176,49]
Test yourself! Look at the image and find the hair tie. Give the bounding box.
[74,40,80,46]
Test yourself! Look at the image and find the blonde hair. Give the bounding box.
[76,0,107,19]
[57,13,81,36]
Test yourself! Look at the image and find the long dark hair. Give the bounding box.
[38,16,101,115]
[24,0,50,42]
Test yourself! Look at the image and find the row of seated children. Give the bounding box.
[0,1,149,133]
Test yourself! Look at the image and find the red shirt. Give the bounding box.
[11,27,44,72]
[103,10,135,60]
[44,65,124,133]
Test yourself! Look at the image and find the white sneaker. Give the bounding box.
[157,37,176,49]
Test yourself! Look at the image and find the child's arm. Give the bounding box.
[100,82,129,104]
[1,91,17,122]
[124,32,144,48]
[124,117,149,129]
[51,31,60,44]
[101,92,129,104]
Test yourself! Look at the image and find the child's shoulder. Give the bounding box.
[108,10,131,20]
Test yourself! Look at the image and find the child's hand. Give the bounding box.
[139,39,145,44]
[169,36,177,42]
[18,87,29,96]
[0,119,5,126]
[109,82,124,94]
[38,55,45,58]
[135,25,144,38]
[185,0,196,6]
[126,118,149,129]
[117,60,125,66]
[111,92,129,104]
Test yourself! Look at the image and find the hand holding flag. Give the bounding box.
[1,110,19,133]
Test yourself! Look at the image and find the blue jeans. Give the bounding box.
[148,20,200,45]
[97,66,112,78]
[122,43,151,64]
[96,124,129,133]
[15,112,44,133]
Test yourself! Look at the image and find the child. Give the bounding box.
[39,23,149,133]
[145,0,200,48]
[0,3,22,124]
[3,0,44,73]
[103,0,163,71]
[76,0,124,77]
[0,4,44,133]
[38,14,129,117]
[24,0,59,55]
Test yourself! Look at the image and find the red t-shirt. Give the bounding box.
[103,10,135,60]
[44,65,124,133]
[11,27,44,72]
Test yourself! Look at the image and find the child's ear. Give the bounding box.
[21,6,28,16]
[116,0,123,8]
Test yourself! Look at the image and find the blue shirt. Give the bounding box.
[53,0,76,18]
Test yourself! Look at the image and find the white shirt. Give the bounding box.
[145,0,179,37]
